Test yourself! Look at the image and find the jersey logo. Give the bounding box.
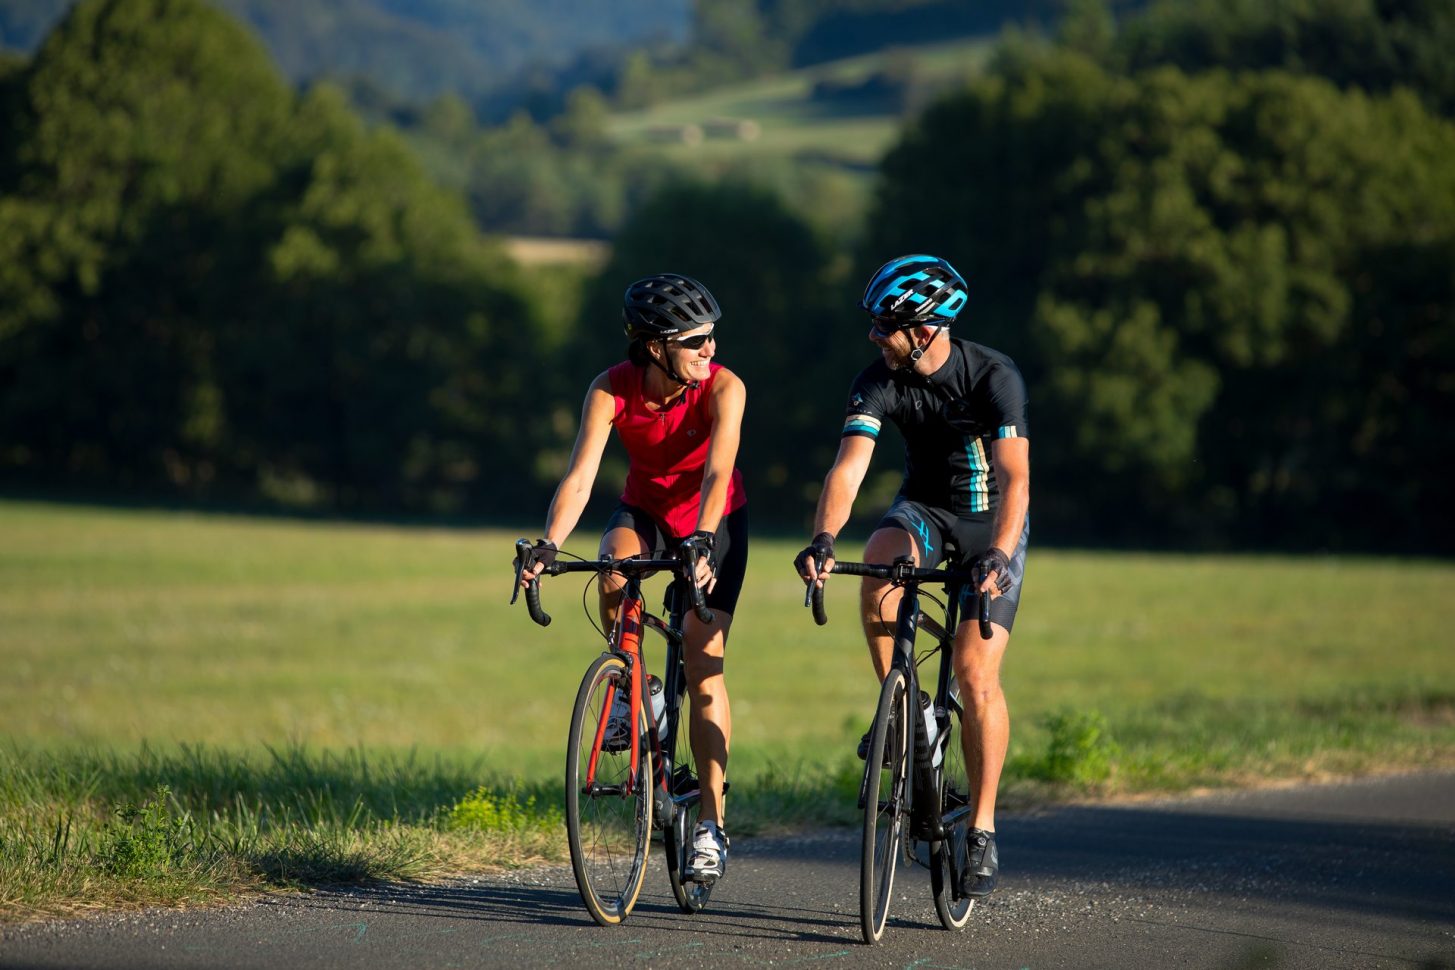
[911,515,935,558]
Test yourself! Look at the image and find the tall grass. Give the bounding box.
[2,500,1452,918]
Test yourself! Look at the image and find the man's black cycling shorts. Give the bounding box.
[876,497,1028,634]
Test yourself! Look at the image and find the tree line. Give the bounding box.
[2,0,1452,552]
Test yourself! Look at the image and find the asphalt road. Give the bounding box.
[3,771,1453,970]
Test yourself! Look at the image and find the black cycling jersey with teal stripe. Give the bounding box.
[842,336,1028,518]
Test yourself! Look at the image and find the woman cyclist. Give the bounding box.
[520,274,745,885]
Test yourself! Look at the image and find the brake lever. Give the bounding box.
[510,538,532,605]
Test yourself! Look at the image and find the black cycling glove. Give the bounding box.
[680,531,717,580]
[974,547,1013,594]
[530,539,558,570]
[794,531,836,578]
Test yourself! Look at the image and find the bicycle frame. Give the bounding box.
[594,574,693,820]
[512,546,707,823]
[857,579,958,825]
[821,558,985,842]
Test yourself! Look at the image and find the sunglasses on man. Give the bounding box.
[869,316,915,339]
[668,328,716,350]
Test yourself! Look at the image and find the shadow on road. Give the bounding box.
[280,870,856,946]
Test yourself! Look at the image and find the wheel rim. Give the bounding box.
[567,658,651,924]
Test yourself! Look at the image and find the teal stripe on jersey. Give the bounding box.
[844,420,880,438]
[997,425,1020,439]
[965,436,990,513]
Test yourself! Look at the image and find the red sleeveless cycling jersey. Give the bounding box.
[608,360,746,538]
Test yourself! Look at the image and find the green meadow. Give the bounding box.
[2,500,1452,919]
[608,38,994,166]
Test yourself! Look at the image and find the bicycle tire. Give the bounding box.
[663,684,712,913]
[565,653,653,926]
[861,666,910,944]
[930,691,974,929]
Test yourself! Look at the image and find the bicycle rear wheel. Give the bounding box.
[861,666,910,944]
[930,691,974,929]
[566,653,653,926]
[663,686,712,913]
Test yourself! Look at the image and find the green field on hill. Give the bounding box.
[2,500,1452,918]
[608,38,994,167]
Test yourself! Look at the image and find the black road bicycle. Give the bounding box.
[512,540,723,926]
[808,556,993,944]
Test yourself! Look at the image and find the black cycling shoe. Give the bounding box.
[957,828,999,898]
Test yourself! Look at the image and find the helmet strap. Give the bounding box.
[908,324,944,364]
[649,341,700,391]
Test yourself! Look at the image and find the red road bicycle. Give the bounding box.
[513,540,721,925]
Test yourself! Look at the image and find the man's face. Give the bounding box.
[868,318,918,371]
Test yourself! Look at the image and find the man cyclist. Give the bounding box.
[521,274,745,884]
[794,254,1029,900]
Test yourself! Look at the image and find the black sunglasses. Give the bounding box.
[869,317,911,338]
[668,330,716,350]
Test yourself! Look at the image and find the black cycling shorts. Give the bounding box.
[876,497,1029,633]
[603,502,748,617]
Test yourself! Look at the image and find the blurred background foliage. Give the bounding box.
[1,0,1452,551]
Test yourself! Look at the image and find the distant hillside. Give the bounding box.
[607,37,993,168]
[0,0,689,99]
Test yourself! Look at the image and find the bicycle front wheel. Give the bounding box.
[565,653,653,926]
[861,666,910,944]
[930,691,974,929]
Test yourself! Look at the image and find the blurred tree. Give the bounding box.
[692,0,785,75]
[220,84,533,510]
[1057,0,1116,60]
[871,45,1455,550]
[0,0,534,512]
[548,86,612,152]
[0,0,296,488]
[464,109,682,239]
[418,92,477,148]
[1111,0,1455,119]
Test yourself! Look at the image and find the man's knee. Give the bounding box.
[863,527,918,565]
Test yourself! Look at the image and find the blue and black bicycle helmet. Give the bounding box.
[622,274,721,340]
[860,255,968,326]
